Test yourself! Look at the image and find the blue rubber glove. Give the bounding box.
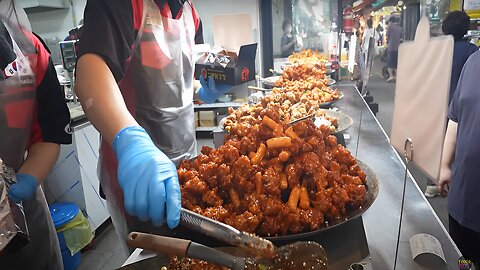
[198,76,233,103]
[8,174,38,203]
[113,126,181,228]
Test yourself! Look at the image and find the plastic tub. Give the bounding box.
[49,203,82,270]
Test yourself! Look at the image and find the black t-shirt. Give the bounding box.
[78,0,204,82]
[31,33,72,146]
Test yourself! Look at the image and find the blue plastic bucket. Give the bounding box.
[49,203,82,270]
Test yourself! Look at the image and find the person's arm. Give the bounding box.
[18,143,59,181]
[75,0,181,228]
[438,54,465,196]
[75,0,139,143]
[75,54,138,144]
[8,33,72,203]
[281,35,295,54]
[438,120,458,197]
[8,143,61,203]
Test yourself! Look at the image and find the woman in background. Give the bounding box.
[281,19,296,57]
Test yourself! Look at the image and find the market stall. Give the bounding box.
[121,76,461,269]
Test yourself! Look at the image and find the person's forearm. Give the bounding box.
[441,120,458,170]
[281,41,295,52]
[18,142,59,183]
[75,54,138,144]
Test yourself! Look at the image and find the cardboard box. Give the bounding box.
[194,111,199,129]
[195,43,258,86]
[199,111,216,127]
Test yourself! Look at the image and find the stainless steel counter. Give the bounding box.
[336,83,460,269]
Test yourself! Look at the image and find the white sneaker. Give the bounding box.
[424,185,440,198]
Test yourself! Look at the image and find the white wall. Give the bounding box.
[194,0,260,45]
[20,0,86,64]
[194,0,263,75]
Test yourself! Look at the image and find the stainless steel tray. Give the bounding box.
[319,93,343,108]
[261,76,336,88]
[219,107,352,135]
[327,79,336,86]
[318,109,353,134]
[260,76,281,87]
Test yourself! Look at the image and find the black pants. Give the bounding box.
[449,215,480,268]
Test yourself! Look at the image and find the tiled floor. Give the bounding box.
[78,59,451,269]
[78,222,128,270]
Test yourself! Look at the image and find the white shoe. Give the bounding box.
[424,185,440,198]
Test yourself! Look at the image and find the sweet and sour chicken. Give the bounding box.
[178,116,367,237]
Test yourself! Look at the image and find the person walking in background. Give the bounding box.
[377,22,384,46]
[386,17,401,82]
[362,18,377,65]
[424,10,478,198]
[281,19,296,57]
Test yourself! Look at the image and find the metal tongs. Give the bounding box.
[289,114,315,125]
[180,208,277,259]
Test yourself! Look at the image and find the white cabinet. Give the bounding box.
[43,124,109,231]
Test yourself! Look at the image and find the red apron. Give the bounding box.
[98,0,197,246]
[0,17,62,270]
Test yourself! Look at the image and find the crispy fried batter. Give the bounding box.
[224,62,339,133]
[178,117,367,237]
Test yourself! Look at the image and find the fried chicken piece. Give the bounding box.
[202,206,231,222]
[301,209,325,231]
[179,112,368,237]
[202,188,223,207]
[184,177,208,194]
[225,211,260,233]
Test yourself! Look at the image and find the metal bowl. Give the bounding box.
[319,93,344,108]
[317,109,353,134]
[262,76,336,88]
[261,76,281,87]
[219,108,353,135]
[327,79,336,86]
[164,159,377,249]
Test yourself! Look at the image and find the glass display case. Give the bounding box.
[270,0,340,71]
